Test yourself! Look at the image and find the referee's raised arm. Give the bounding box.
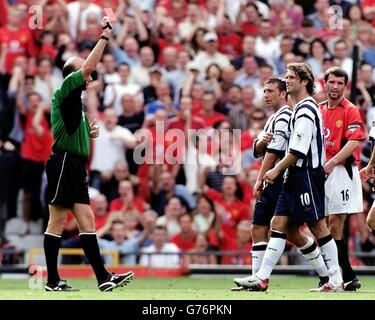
[80,16,113,81]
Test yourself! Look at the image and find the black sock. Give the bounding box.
[335,239,355,282]
[79,233,109,283]
[44,233,61,284]
[372,230,375,237]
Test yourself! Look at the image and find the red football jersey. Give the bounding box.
[0,27,38,73]
[170,233,196,251]
[320,98,365,164]
[21,112,52,163]
[206,188,250,242]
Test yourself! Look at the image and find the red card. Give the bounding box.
[104,8,117,22]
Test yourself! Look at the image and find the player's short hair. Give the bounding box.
[264,78,287,93]
[286,62,315,95]
[324,67,349,85]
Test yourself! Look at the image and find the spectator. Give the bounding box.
[307,0,330,29]
[254,20,280,68]
[199,91,227,128]
[0,6,37,74]
[171,213,196,252]
[89,108,138,192]
[109,179,149,217]
[103,63,142,115]
[184,233,217,265]
[156,196,186,238]
[307,38,331,78]
[98,220,152,265]
[19,91,52,231]
[193,195,216,235]
[220,220,252,265]
[236,3,261,37]
[33,56,62,104]
[205,175,250,246]
[151,167,196,216]
[129,46,155,88]
[178,3,207,42]
[234,55,259,88]
[67,0,102,40]
[228,86,256,132]
[139,226,181,268]
[191,32,230,76]
[99,159,139,204]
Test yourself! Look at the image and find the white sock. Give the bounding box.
[256,231,286,280]
[252,242,268,275]
[318,236,343,285]
[299,236,329,278]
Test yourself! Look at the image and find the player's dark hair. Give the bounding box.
[286,62,315,95]
[264,78,287,93]
[324,67,349,85]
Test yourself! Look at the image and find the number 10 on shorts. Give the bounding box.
[300,193,311,206]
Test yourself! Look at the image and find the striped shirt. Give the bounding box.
[288,97,325,169]
[254,105,292,158]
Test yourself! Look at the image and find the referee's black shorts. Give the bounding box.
[46,151,90,209]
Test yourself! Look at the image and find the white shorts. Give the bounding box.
[325,165,363,215]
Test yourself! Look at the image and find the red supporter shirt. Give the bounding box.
[199,111,227,128]
[320,98,365,164]
[218,33,242,57]
[168,116,205,131]
[220,238,252,265]
[66,211,109,231]
[109,196,147,214]
[240,22,259,36]
[206,188,250,243]
[240,130,256,151]
[0,27,38,73]
[156,39,185,65]
[21,112,53,163]
[0,1,7,27]
[170,233,196,251]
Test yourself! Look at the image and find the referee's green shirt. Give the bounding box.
[50,70,90,158]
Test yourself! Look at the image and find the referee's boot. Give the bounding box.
[45,279,79,292]
[344,277,361,291]
[98,271,134,292]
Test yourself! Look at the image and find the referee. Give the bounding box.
[44,16,133,292]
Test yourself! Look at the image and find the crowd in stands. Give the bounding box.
[1,0,375,267]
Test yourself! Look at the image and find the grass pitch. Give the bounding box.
[1,276,375,300]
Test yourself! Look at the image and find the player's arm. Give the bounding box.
[325,108,365,174]
[324,140,360,174]
[253,131,273,157]
[264,108,312,183]
[263,153,298,184]
[253,151,278,200]
[360,145,375,181]
[80,16,113,81]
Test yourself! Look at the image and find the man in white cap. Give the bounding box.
[191,32,230,75]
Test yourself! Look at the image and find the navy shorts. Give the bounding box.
[275,166,325,226]
[252,174,284,226]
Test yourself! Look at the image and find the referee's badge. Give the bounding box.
[336,120,343,128]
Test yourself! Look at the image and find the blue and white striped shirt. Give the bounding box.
[288,97,325,168]
[254,105,292,159]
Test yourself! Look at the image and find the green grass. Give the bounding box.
[1,276,375,300]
